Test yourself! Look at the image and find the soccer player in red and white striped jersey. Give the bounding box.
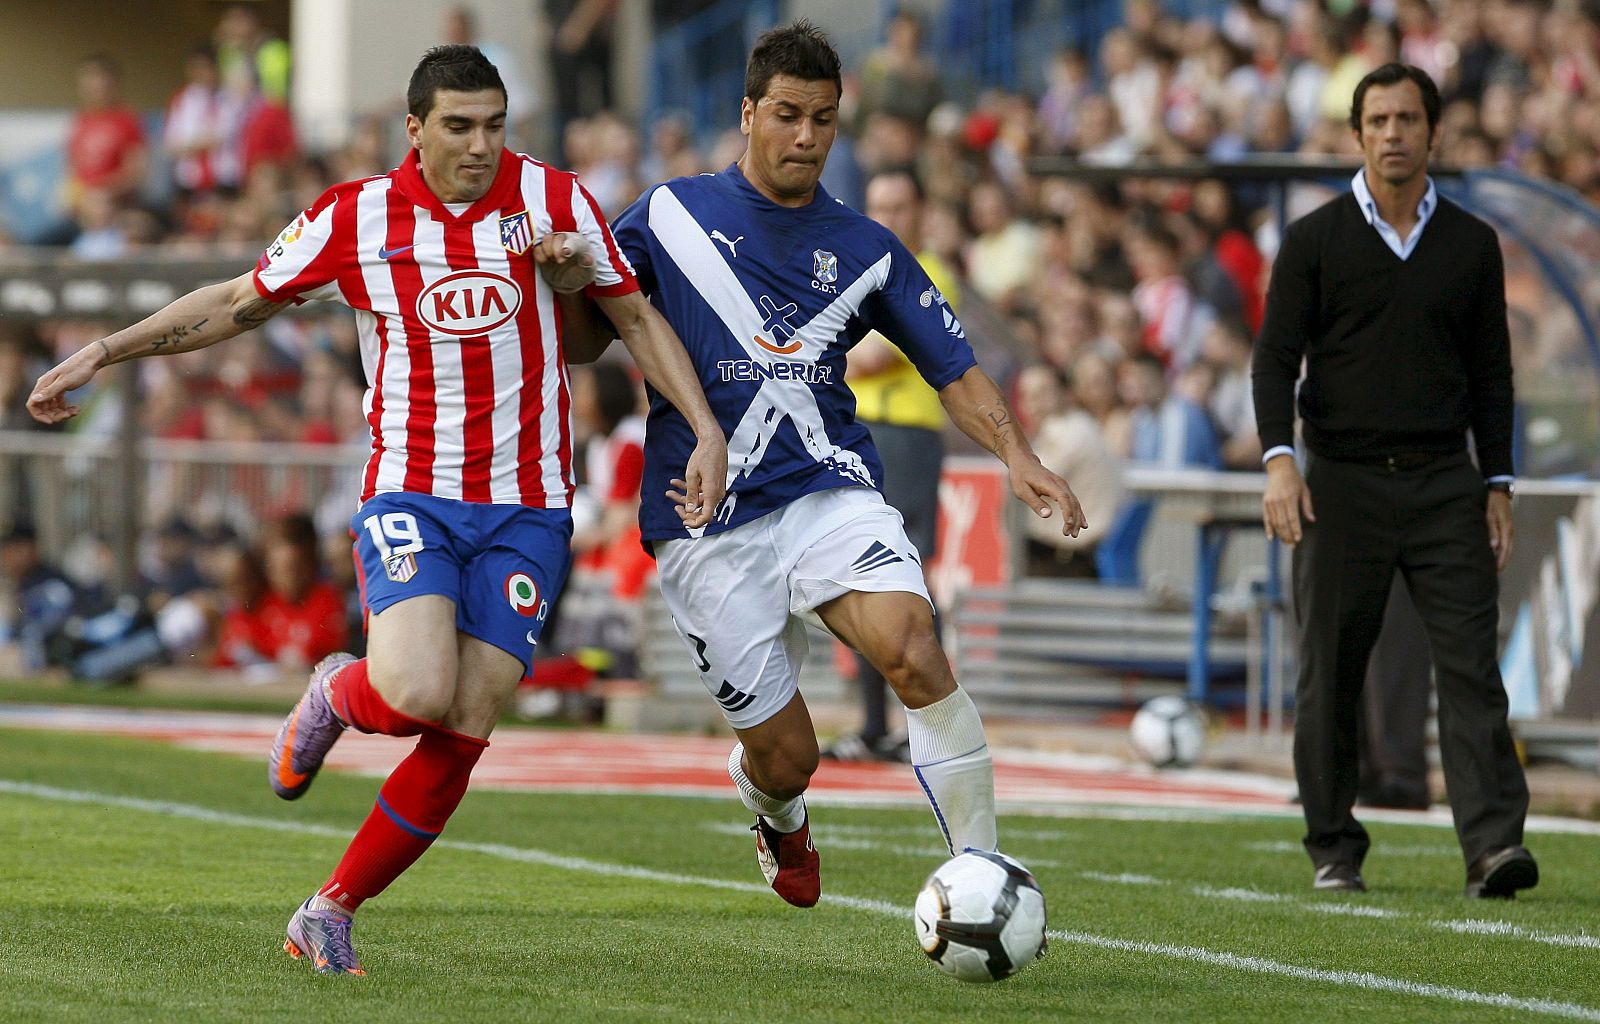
[27,45,726,976]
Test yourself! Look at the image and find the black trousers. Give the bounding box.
[1358,572,1431,807]
[1293,450,1528,868]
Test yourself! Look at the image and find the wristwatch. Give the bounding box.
[1486,480,1515,497]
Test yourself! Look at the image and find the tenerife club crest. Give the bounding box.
[499,210,534,255]
[812,249,838,286]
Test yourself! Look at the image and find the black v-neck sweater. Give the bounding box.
[1251,191,1515,478]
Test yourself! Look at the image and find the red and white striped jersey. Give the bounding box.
[252,148,638,507]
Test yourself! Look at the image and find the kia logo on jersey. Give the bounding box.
[417,270,523,337]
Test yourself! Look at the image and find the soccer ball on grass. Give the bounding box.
[1129,695,1207,768]
[914,850,1048,983]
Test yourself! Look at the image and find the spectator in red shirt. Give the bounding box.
[65,55,147,228]
[571,361,649,600]
[214,512,348,674]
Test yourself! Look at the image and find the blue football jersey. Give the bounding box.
[610,164,977,541]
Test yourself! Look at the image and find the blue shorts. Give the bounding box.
[351,491,573,675]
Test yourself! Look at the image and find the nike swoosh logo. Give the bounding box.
[276,708,308,790]
[378,243,415,260]
[753,334,802,355]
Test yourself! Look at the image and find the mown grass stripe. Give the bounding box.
[3,778,1597,1021]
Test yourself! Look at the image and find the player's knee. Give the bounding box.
[749,743,817,801]
[368,665,454,724]
[877,628,951,706]
[389,687,454,724]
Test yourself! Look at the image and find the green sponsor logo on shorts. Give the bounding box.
[505,572,541,616]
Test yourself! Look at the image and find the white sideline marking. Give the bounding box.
[1442,920,1600,950]
[1081,870,1164,885]
[1248,840,1460,858]
[703,822,1070,868]
[4,780,1599,1020]
[1045,930,1600,1022]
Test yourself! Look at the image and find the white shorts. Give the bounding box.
[653,486,932,729]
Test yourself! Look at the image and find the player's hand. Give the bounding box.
[534,231,597,293]
[1009,456,1086,538]
[27,344,105,424]
[1486,489,1514,571]
[666,433,729,529]
[1262,455,1313,546]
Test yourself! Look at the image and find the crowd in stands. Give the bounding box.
[3,0,1598,682]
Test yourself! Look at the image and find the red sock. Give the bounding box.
[318,727,488,913]
[328,659,432,737]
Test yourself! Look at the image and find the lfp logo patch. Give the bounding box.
[505,572,541,616]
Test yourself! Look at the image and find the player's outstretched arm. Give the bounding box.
[27,271,288,425]
[594,290,728,529]
[939,365,1086,538]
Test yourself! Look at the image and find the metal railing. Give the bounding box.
[0,431,366,566]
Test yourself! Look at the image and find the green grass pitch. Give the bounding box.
[1,724,1598,1023]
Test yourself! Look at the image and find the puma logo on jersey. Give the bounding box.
[710,230,743,257]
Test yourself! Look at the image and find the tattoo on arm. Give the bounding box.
[986,408,1016,454]
[232,299,284,331]
[149,317,214,354]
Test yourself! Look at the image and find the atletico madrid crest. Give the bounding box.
[499,210,533,255]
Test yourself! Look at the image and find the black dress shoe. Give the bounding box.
[1313,861,1366,892]
[1466,845,1538,899]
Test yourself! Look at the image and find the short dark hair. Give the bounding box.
[866,166,924,202]
[744,20,842,105]
[1350,62,1441,134]
[407,44,506,122]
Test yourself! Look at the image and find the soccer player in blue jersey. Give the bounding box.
[564,21,1085,907]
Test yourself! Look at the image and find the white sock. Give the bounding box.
[905,687,997,854]
[308,894,352,918]
[727,743,807,833]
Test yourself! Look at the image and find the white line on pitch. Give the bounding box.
[3,779,1599,1021]
[701,821,1068,867]
[1247,840,1460,857]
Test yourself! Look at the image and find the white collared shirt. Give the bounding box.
[1351,168,1436,260]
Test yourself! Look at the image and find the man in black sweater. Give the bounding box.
[1251,63,1536,898]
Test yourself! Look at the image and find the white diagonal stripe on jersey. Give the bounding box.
[650,187,825,364]
[648,188,886,496]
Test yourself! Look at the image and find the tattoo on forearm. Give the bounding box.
[986,409,1016,454]
[233,299,282,331]
[150,317,212,353]
[97,338,112,364]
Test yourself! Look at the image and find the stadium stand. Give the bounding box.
[0,1,1597,745]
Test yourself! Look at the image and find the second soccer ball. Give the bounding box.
[1130,695,1207,768]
